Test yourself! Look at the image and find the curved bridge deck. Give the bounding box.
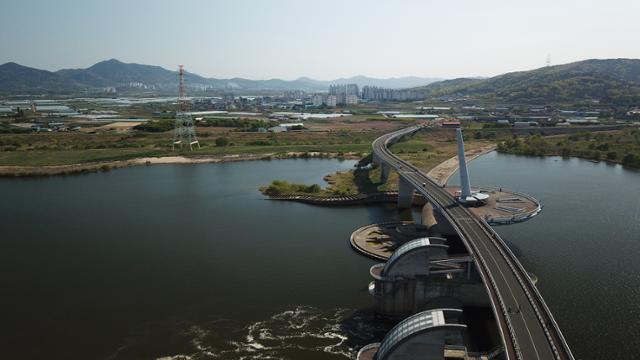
[373,125,574,360]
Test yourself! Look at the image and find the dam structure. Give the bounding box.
[357,309,467,360]
[368,237,489,318]
[364,124,574,360]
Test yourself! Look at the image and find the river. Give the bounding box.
[449,152,640,360]
[0,159,396,360]
[0,155,638,359]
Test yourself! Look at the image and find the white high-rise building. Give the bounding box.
[326,95,338,107]
[312,94,324,106]
[328,83,359,105]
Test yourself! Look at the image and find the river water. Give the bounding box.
[0,155,638,359]
[449,152,640,360]
[0,159,396,360]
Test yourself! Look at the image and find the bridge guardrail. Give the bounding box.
[375,128,522,359]
[375,125,574,360]
[478,215,573,359]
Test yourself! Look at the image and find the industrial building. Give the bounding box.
[268,122,304,132]
[441,121,461,128]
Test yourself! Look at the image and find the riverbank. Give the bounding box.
[260,142,496,200]
[426,144,496,185]
[496,128,640,169]
[0,151,361,177]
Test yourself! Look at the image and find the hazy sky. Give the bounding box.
[1,0,639,80]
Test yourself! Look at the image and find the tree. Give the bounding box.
[215,137,230,147]
[622,153,639,167]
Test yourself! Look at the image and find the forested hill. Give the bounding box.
[415,59,640,104]
[0,59,439,94]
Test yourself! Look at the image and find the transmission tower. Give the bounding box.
[172,65,200,150]
[546,54,551,67]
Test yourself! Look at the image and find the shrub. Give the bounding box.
[260,180,323,196]
[246,140,272,146]
[622,153,640,168]
[215,137,230,147]
[134,120,174,132]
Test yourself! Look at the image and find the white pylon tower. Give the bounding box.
[456,127,472,200]
[456,127,489,206]
[172,65,200,151]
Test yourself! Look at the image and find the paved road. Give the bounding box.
[373,125,574,360]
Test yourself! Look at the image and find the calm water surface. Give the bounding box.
[1,155,639,360]
[0,159,403,360]
[450,152,640,360]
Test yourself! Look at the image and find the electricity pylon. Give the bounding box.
[172,65,200,151]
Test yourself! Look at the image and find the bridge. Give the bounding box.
[371,124,574,360]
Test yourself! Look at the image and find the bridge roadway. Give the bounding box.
[373,125,574,360]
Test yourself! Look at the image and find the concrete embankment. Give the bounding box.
[266,192,427,207]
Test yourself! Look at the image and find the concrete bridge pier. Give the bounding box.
[421,202,439,233]
[431,208,458,236]
[372,153,391,183]
[380,163,390,183]
[372,152,381,166]
[398,176,414,209]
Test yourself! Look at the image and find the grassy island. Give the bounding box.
[260,129,496,197]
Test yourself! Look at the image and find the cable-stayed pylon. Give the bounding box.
[172,65,200,150]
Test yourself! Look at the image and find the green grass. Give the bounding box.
[497,128,640,168]
[322,165,392,195]
[193,143,372,155]
[0,129,375,166]
[257,128,497,197]
[0,148,167,166]
[260,157,392,197]
[260,180,322,196]
[388,129,495,173]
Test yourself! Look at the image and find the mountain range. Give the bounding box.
[0,59,441,94]
[3,58,640,104]
[413,58,640,104]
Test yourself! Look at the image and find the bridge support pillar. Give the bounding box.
[421,202,439,232]
[432,207,458,236]
[398,176,414,209]
[372,154,390,183]
[380,163,390,183]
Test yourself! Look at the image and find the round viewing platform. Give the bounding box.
[445,186,541,224]
[350,221,431,260]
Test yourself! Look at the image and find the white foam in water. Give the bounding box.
[153,306,380,360]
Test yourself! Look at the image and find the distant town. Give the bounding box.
[2,80,639,135]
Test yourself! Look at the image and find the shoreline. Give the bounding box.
[0,151,361,177]
[426,144,497,186]
[496,150,640,171]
